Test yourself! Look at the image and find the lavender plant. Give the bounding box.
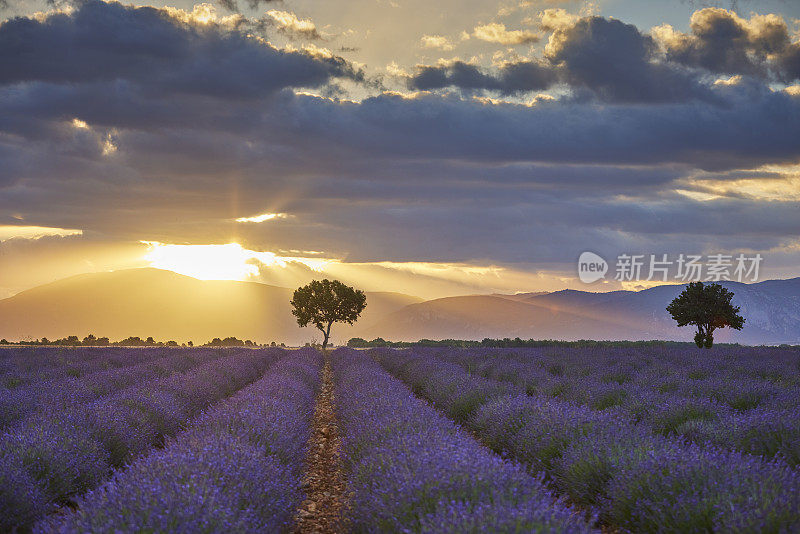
[1,348,222,428]
[37,348,322,534]
[431,346,800,462]
[372,347,800,532]
[0,348,286,532]
[332,348,594,533]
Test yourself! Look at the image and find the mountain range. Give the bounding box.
[1,268,799,345]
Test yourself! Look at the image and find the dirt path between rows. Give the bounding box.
[293,352,350,534]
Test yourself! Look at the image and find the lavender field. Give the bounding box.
[2,345,799,532]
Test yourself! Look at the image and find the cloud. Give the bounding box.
[781,46,800,81]
[539,7,581,31]
[0,0,359,97]
[544,16,709,103]
[408,60,556,94]
[420,35,455,51]
[280,86,800,169]
[0,225,82,241]
[217,0,279,13]
[409,14,710,103]
[654,8,800,82]
[265,9,322,40]
[410,9,800,104]
[4,82,799,263]
[472,22,541,45]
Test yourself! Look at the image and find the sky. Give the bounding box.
[0,0,799,299]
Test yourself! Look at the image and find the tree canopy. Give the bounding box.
[666,281,745,348]
[290,279,367,348]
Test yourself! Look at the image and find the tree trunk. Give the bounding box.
[694,324,705,348]
[706,324,715,349]
[322,321,332,349]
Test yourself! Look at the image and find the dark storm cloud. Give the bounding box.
[282,83,800,169]
[0,79,272,141]
[0,0,360,97]
[660,8,800,82]
[410,62,497,92]
[548,16,710,103]
[780,46,800,81]
[410,10,800,102]
[409,15,710,103]
[409,60,557,95]
[229,191,799,264]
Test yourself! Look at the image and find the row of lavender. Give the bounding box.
[0,346,129,378]
[373,348,800,532]
[442,345,800,408]
[331,348,594,533]
[0,346,170,390]
[1,347,287,531]
[432,346,800,465]
[37,347,322,533]
[0,348,226,428]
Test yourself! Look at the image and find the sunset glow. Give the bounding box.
[142,242,277,281]
[141,242,334,282]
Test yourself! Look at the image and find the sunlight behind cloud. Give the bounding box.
[138,241,583,298]
[678,164,800,202]
[141,241,332,282]
[142,242,275,280]
[235,212,287,223]
[266,10,319,38]
[0,225,82,241]
[163,3,218,25]
[472,22,540,45]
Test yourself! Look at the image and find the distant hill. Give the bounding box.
[360,294,644,341]
[0,268,421,345]
[1,268,799,345]
[364,279,800,345]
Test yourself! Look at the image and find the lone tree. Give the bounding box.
[666,281,744,349]
[290,279,367,349]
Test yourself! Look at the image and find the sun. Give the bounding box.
[142,242,279,281]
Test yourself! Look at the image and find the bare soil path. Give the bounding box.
[293,352,350,534]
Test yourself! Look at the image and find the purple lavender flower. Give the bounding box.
[1,347,290,531]
[37,348,321,534]
[333,348,594,533]
[372,347,800,532]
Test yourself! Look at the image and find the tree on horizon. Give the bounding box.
[667,281,745,348]
[290,279,367,349]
